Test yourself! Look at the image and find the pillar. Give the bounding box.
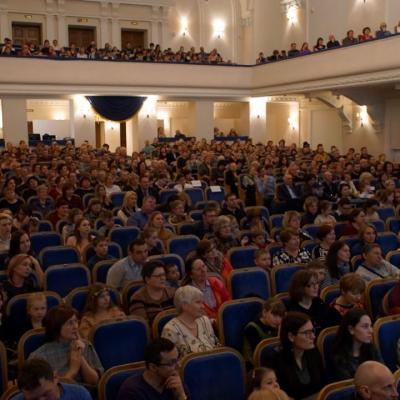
[1,98,28,145]
[100,17,110,47]
[136,97,158,150]
[111,19,121,49]
[190,101,214,140]
[46,14,56,41]
[72,96,96,146]
[57,14,67,46]
[0,10,9,41]
[249,98,267,144]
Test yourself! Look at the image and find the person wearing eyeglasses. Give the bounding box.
[265,312,325,400]
[117,338,189,400]
[129,261,175,325]
[331,309,381,381]
[287,270,327,333]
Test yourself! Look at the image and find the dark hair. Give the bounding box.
[196,239,214,258]
[289,270,318,303]
[349,208,363,223]
[128,238,147,252]
[9,230,32,259]
[142,260,165,281]
[182,257,204,285]
[18,359,54,390]
[202,206,218,216]
[362,243,380,256]
[280,312,311,353]
[316,224,334,241]
[332,309,374,363]
[45,305,78,342]
[83,283,117,314]
[263,298,286,317]
[144,338,175,368]
[325,241,349,279]
[280,228,298,245]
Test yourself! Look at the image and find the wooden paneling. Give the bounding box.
[12,23,41,46]
[68,26,95,48]
[121,29,145,49]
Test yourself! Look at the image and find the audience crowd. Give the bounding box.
[0,136,399,399]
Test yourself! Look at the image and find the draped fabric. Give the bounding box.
[85,96,146,121]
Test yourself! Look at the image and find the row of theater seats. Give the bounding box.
[2,296,400,400]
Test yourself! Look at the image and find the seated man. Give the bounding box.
[221,193,245,223]
[117,338,189,400]
[354,361,397,400]
[14,358,91,400]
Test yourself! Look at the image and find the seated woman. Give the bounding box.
[167,199,194,226]
[116,191,137,225]
[8,230,38,261]
[4,254,43,301]
[311,224,336,261]
[65,217,95,260]
[326,273,365,326]
[161,286,219,357]
[145,211,174,250]
[282,211,313,241]
[341,208,366,236]
[29,304,103,385]
[61,208,84,241]
[331,309,380,380]
[313,37,326,51]
[359,172,375,199]
[287,270,327,332]
[321,240,351,289]
[94,184,113,209]
[301,196,319,226]
[273,229,312,266]
[314,200,336,226]
[104,174,121,196]
[195,239,233,280]
[182,256,231,320]
[129,260,175,325]
[60,183,83,210]
[84,198,103,226]
[359,26,374,42]
[351,224,377,256]
[140,227,164,256]
[244,299,286,365]
[213,215,240,255]
[79,283,125,339]
[266,312,325,400]
[375,188,395,209]
[362,199,380,222]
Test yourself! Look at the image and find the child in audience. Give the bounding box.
[97,209,118,237]
[87,236,115,270]
[255,249,272,271]
[140,227,164,256]
[305,260,327,287]
[314,200,336,226]
[164,263,180,289]
[251,231,268,250]
[247,367,281,396]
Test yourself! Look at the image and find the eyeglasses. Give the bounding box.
[297,328,316,338]
[151,273,166,279]
[158,358,180,367]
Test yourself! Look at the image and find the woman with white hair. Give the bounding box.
[161,286,220,357]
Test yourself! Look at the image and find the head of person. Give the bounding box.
[142,196,157,214]
[8,254,32,282]
[164,263,180,282]
[362,244,383,267]
[174,285,204,319]
[0,213,12,238]
[196,239,220,262]
[128,238,148,265]
[255,249,272,270]
[354,361,398,400]
[334,309,373,352]
[213,215,232,238]
[339,273,365,305]
[247,368,280,395]
[183,257,207,286]
[74,217,91,239]
[142,260,167,290]
[316,224,336,246]
[282,211,301,231]
[280,229,300,252]
[9,230,32,258]
[45,305,79,342]
[289,270,319,303]
[326,241,351,279]
[17,358,62,400]
[305,260,327,284]
[280,312,315,353]
[359,224,377,244]
[169,200,185,216]
[319,200,332,216]
[338,198,353,216]
[148,211,165,229]
[87,198,102,215]
[122,191,137,209]
[27,293,47,322]
[260,298,286,330]
[303,196,319,215]
[202,206,218,227]
[225,193,239,209]
[84,283,116,314]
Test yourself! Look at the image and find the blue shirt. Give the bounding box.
[13,382,92,400]
[127,210,149,230]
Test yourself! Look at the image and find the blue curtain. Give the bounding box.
[85,96,146,121]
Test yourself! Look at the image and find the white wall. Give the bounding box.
[32,120,70,138]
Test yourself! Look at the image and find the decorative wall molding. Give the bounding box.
[280,0,303,13]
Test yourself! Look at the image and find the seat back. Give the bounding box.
[40,246,80,271]
[30,232,62,255]
[65,287,120,313]
[269,214,284,229]
[167,235,200,260]
[377,207,395,221]
[184,187,204,205]
[368,219,385,233]
[253,337,280,367]
[181,348,246,400]
[320,285,340,305]
[218,298,263,351]
[17,328,46,368]
[91,317,150,370]
[44,264,91,297]
[373,315,400,371]
[92,260,117,283]
[205,186,225,203]
[266,243,283,258]
[334,222,347,237]
[386,250,400,268]
[177,223,196,236]
[245,206,270,220]
[109,227,141,256]
[366,279,398,320]
[122,280,145,312]
[110,192,126,208]
[38,220,53,232]
[303,224,320,240]
[271,264,305,294]
[151,308,178,338]
[98,361,146,400]
[159,189,178,204]
[316,326,339,380]
[386,217,400,234]
[84,242,123,263]
[227,246,258,269]
[227,268,270,300]
[302,240,318,254]
[316,380,355,400]
[377,232,399,256]
[0,341,7,396]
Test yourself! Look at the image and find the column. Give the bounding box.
[0,10,9,42]
[45,14,56,41]
[151,21,159,44]
[137,100,157,150]
[249,98,267,144]
[1,98,28,145]
[111,19,121,49]
[57,14,67,46]
[100,17,110,47]
[190,101,214,140]
[72,96,96,146]
[160,6,170,48]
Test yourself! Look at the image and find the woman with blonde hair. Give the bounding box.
[145,211,174,249]
[117,191,137,225]
[248,388,290,400]
[359,172,375,198]
[167,199,193,226]
[282,210,312,241]
[79,283,125,339]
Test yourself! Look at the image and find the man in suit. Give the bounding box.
[136,175,159,207]
[276,174,301,211]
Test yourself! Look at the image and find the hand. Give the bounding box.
[165,373,186,399]
[69,345,82,375]
[73,339,85,352]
